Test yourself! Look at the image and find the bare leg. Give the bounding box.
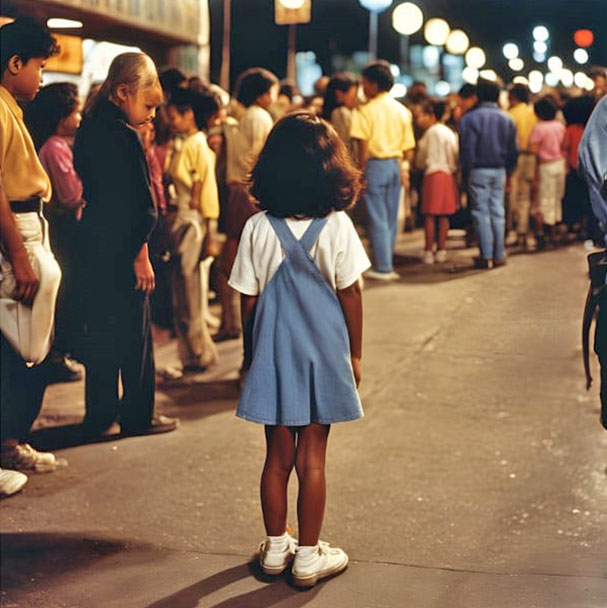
[295,423,331,546]
[424,216,435,251]
[437,216,449,251]
[261,425,297,536]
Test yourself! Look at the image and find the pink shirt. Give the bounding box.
[529,120,565,163]
[38,135,83,209]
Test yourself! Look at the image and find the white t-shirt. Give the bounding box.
[229,211,371,296]
[415,123,459,176]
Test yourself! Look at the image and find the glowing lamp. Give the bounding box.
[392,2,423,36]
[359,0,393,12]
[446,29,469,55]
[465,47,486,69]
[574,29,594,48]
[278,0,306,8]
[424,18,450,46]
[509,58,524,71]
[502,43,519,60]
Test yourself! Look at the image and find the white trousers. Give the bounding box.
[0,211,62,364]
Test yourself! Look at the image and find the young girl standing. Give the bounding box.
[528,96,566,249]
[229,113,370,587]
[415,99,459,264]
[73,53,178,438]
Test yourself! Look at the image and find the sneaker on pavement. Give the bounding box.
[422,251,434,265]
[259,533,298,575]
[0,468,28,497]
[0,444,66,472]
[364,269,399,281]
[121,415,180,437]
[435,250,447,263]
[292,541,349,588]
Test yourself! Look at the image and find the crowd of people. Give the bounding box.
[1,15,606,589]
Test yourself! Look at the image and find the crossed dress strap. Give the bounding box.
[266,214,328,258]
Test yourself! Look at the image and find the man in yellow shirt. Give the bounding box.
[351,61,415,280]
[0,18,63,496]
[508,83,538,247]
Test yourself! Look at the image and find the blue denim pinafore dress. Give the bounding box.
[236,215,364,426]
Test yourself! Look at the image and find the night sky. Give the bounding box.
[208,0,607,88]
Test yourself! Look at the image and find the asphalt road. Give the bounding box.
[1,237,606,608]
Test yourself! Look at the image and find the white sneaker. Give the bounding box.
[364,269,399,281]
[435,250,447,263]
[422,251,434,264]
[0,468,28,497]
[259,533,298,575]
[292,541,349,587]
[0,444,66,472]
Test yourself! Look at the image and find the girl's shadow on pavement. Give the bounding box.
[145,560,321,608]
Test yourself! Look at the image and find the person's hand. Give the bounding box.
[204,238,220,258]
[351,356,361,387]
[12,251,39,306]
[134,255,155,293]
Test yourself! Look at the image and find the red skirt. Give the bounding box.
[421,171,458,216]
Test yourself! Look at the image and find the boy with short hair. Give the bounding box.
[350,60,415,280]
[0,18,63,496]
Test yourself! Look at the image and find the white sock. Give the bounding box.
[267,531,289,551]
[295,544,319,560]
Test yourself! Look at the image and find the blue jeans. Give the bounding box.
[469,168,507,261]
[364,158,402,273]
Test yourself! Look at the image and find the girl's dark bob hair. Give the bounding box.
[25,82,79,149]
[249,112,363,218]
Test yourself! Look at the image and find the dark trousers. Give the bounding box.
[81,287,155,432]
[0,334,47,442]
[47,211,81,356]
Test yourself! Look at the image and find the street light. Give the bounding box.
[445,29,469,55]
[359,0,394,61]
[502,43,519,60]
[424,18,450,46]
[574,48,589,64]
[547,56,562,73]
[532,26,549,42]
[529,69,543,93]
[479,69,497,82]
[465,46,486,69]
[560,68,574,88]
[279,0,305,7]
[533,41,547,54]
[462,66,479,84]
[392,2,423,36]
[509,58,524,71]
[574,71,589,88]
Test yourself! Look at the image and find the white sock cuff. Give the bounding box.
[296,544,318,557]
[267,531,289,543]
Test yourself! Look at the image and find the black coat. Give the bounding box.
[73,98,158,330]
[73,98,157,271]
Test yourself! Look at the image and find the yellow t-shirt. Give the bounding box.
[170,131,219,219]
[0,85,51,202]
[350,92,415,159]
[508,102,538,153]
